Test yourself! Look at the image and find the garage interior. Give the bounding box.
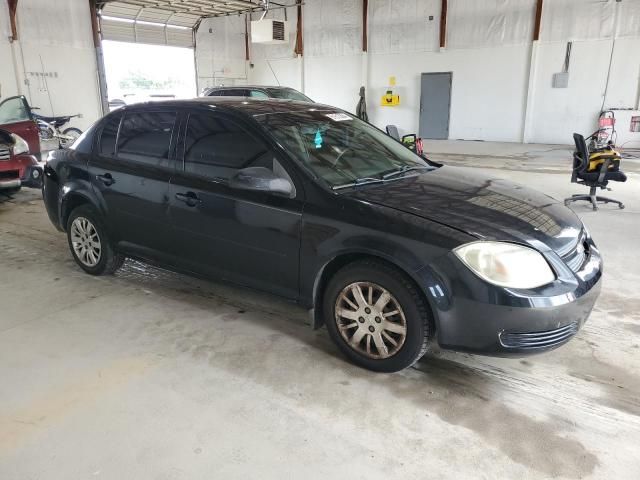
[1,0,640,478]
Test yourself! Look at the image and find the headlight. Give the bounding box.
[11,134,29,155]
[454,241,555,289]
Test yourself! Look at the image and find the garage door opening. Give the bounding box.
[102,40,197,111]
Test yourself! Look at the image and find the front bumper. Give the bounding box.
[0,154,42,190]
[422,235,602,356]
[20,163,43,189]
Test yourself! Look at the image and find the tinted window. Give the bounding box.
[249,90,269,99]
[208,90,224,96]
[117,111,176,165]
[184,113,271,180]
[99,113,121,156]
[227,89,249,97]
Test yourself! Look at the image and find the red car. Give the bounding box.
[0,95,42,194]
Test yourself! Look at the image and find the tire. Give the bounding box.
[323,260,432,373]
[61,127,82,148]
[66,204,124,275]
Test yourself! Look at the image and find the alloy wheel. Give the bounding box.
[70,217,102,267]
[334,281,407,359]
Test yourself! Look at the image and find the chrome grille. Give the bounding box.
[499,322,579,349]
[561,230,588,273]
[0,169,19,180]
[0,147,10,161]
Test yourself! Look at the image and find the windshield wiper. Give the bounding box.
[332,177,386,190]
[381,165,435,180]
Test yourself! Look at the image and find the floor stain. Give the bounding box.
[0,356,156,452]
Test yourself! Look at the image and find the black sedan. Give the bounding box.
[42,98,602,372]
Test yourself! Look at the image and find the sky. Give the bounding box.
[102,40,197,102]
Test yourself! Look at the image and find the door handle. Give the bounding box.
[96,173,115,186]
[175,191,201,207]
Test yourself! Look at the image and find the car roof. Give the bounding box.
[118,97,338,117]
[207,85,296,90]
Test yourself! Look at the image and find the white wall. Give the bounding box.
[0,0,102,131]
[195,0,640,144]
[368,45,531,142]
[196,15,248,91]
[1,0,637,144]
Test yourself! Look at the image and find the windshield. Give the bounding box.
[257,109,432,188]
[265,88,313,102]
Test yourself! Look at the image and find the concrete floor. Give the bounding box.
[1,141,639,479]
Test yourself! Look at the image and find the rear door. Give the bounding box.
[168,110,304,299]
[0,96,40,155]
[88,109,178,258]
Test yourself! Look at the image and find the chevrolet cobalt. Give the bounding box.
[43,98,602,372]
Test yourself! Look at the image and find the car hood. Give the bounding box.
[344,166,583,254]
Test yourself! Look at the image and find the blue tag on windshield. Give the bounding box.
[314,129,323,149]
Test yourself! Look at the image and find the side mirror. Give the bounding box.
[229,166,294,198]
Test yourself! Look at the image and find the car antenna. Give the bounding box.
[266,59,280,86]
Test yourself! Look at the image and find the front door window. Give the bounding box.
[0,96,32,125]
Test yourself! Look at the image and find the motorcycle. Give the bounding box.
[32,109,83,148]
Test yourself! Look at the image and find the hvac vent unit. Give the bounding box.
[251,19,290,44]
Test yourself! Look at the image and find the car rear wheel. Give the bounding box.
[66,204,124,275]
[323,260,432,372]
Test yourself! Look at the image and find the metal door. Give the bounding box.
[419,72,452,139]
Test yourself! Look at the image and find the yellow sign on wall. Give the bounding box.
[381,90,400,106]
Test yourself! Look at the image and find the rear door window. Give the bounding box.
[99,113,122,156]
[117,111,177,166]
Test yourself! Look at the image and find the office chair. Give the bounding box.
[386,125,418,152]
[564,132,626,211]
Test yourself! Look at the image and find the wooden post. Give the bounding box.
[294,2,303,55]
[439,0,447,49]
[362,0,368,52]
[8,0,18,41]
[89,0,100,47]
[245,14,250,60]
[533,0,543,41]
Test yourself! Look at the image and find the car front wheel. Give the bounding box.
[66,204,124,275]
[323,260,432,372]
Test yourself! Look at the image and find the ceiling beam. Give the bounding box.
[127,2,223,16]
[98,0,303,19]
[111,0,232,16]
